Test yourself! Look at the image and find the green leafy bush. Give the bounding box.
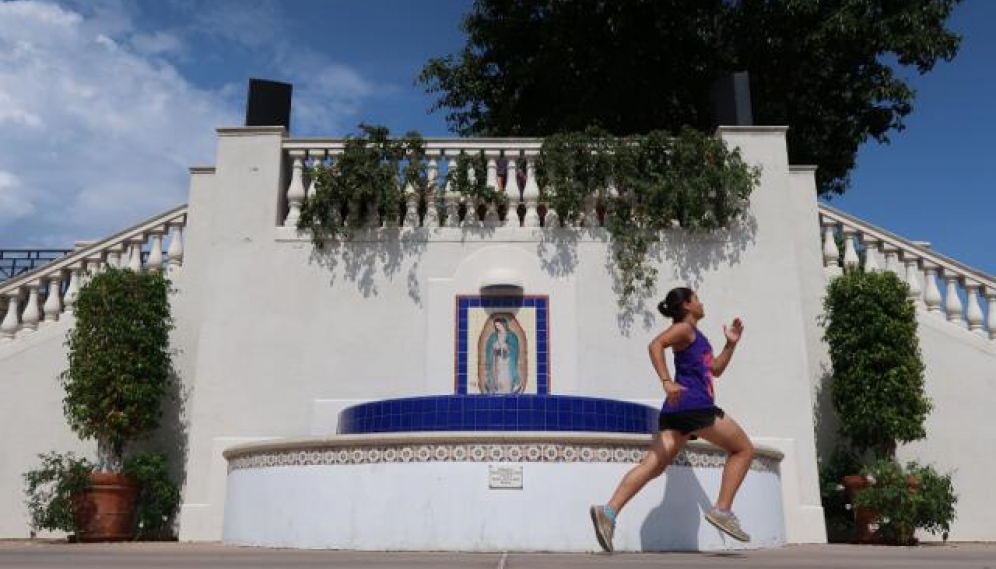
[854,459,957,545]
[822,269,931,460]
[123,452,181,540]
[23,452,93,534]
[61,267,175,471]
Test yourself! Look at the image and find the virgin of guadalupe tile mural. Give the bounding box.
[455,296,550,395]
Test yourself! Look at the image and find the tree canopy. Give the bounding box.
[419,0,963,195]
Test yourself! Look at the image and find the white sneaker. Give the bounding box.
[704,507,751,542]
[589,505,615,552]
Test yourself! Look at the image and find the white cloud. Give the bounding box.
[0,0,384,246]
[0,0,237,246]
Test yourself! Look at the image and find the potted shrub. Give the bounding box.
[821,268,954,543]
[851,459,957,545]
[57,267,175,541]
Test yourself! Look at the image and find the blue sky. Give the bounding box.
[0,0,992,275]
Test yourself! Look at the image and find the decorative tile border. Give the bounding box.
[228,442,779,474]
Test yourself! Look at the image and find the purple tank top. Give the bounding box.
[661,328,716,413]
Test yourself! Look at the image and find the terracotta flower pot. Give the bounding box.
[72,472,138,542]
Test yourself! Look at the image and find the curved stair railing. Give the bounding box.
[819,203,995,342]
[0,205,187,343]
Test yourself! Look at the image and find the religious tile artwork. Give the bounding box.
[455,296,549,395]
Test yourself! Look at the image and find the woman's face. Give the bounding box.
[494,320,507,334]
[686,293,705,319]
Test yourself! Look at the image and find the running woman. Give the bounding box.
[590,287,754,551]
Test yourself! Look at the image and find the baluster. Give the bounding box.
[942,269,964,325]
[283,150,306,226]
[965,282,984,333]
[0,293,20,340]
[861,237,880,272]
[504,154,521,227]
[21,284,41,332]
[581,194,600,228]
[64,266,82,315]
[306,150,324,201]
[127,239,144,272]
[424,156,440,228]
[901,252,923,307]
[365,196,381,229]
[167,225,184,275]
[821,219,841,276]
[444,155,461,228]
[403,180,420,228]
[42,276,62,323]
[148,233,164,272]
[922,262,942,313]
[841,227,859,271]
[105,246,121,268]
[522,153,541,228]
[986,287,996,340]
[882,244,901,275]
[484,153,500,227]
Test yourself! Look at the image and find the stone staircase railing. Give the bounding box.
[0,205,187,343]
[282,138,606,229]
[819,203,996,341]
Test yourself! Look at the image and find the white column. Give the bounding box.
[444,156,460,228]
[821,219,841,277]
[965,282,984,333]
[942,269,964,325]
[842,227,859,271]
[922,262,942,313]
[902,252,923,307]
[306,150,324,201]
[21,284,41,332]
[0,293,20,340]
[861,237,880,272]
[105,246,121,269]
[424,156,440,229]
[283,150,306,227]
[167,225,184,276]
[484,153,500,227]
[522,154,541,228]
[986,288,996,340]
[503,155,521,227]
[365,197,381,229]
[403,181,420,228]
[43,276,62,323]
[128,239,144,272]
[148,233,164,272]
[882,244,901,275]
[64,266,82,315]
[461,160,482,228]
[581,194,599,228]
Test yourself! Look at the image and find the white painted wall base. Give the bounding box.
[222,435,785,551]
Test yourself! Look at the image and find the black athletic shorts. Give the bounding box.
[658,406,725,439]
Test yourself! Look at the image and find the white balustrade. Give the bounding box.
[444,156,460,229]
[148,233,164,272]
[284,150,306,227]
[841,228,860,270]
[424,157,440,229]
[64,266,81,315]
[987,288,996,340]
[522,154,541,228]
[819,205,994,344]
[484,154,500,227]
[942,269,965,325]
[403,181,420,228]
[42,277,61,323]
[21,285,40,332]
[965,283,984,333]
[922,263,943,313]
[862,238,880,272]
[0,294,19,340]
[503,156,521,228]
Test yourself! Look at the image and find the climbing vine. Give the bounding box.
[299,125,760,303]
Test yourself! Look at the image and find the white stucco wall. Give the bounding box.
[4,125,992,544]
[0,318,94,538]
